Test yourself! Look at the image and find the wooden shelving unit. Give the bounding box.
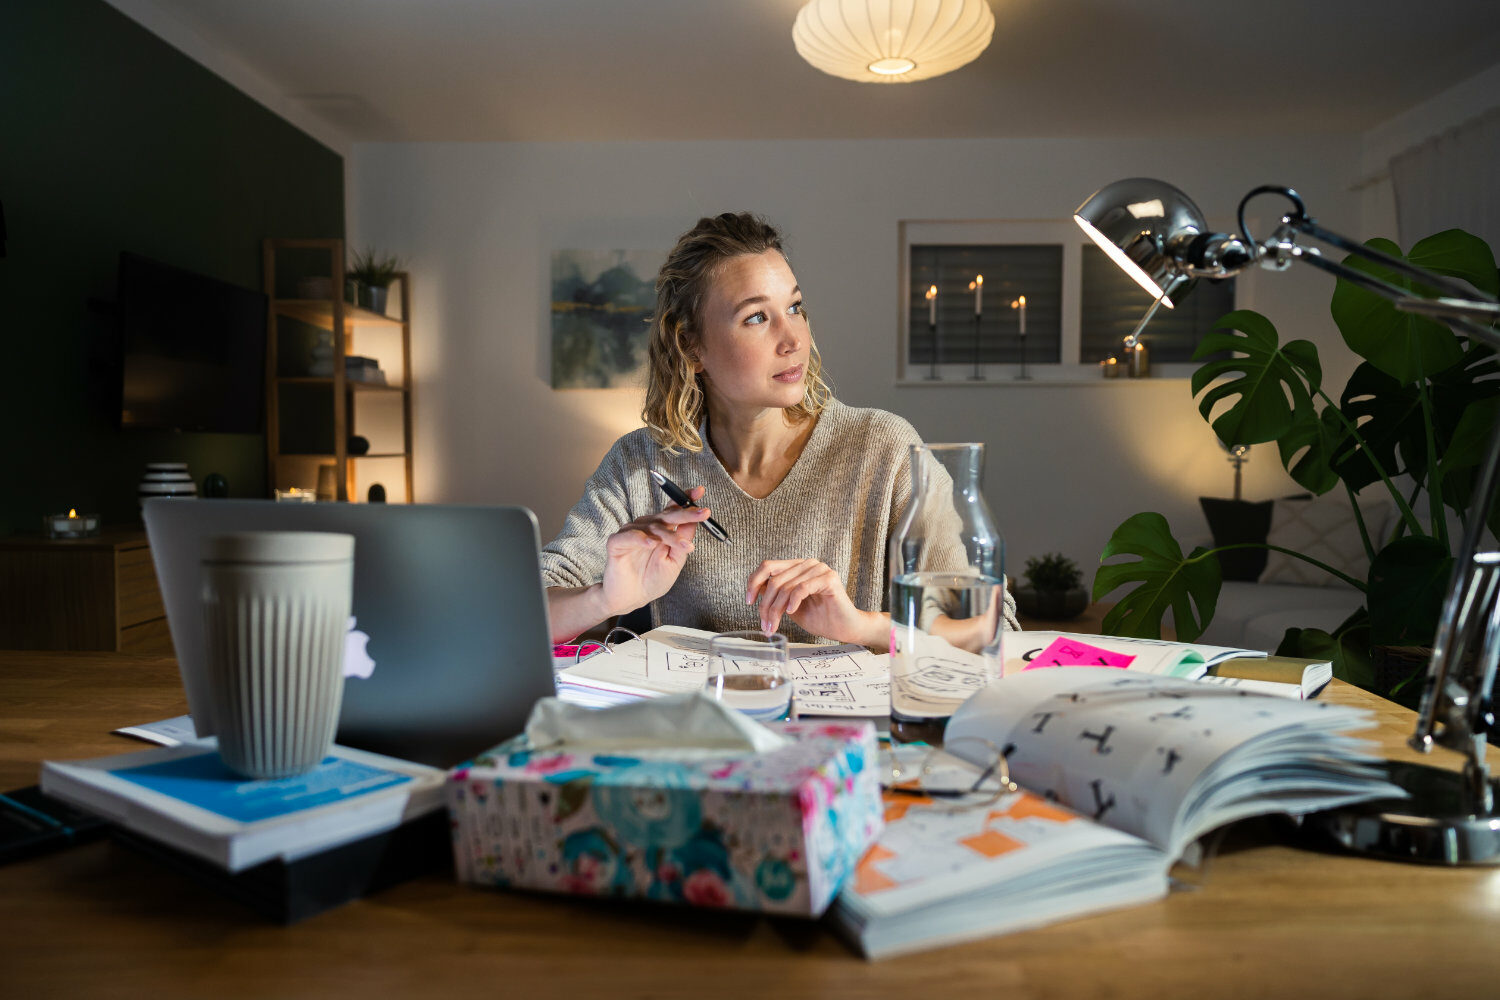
[262,238,414,502]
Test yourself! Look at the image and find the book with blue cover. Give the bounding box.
[41,743,445,872]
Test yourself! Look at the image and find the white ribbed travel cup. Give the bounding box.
[200,531,355,779]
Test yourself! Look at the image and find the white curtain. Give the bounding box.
[1390,105,1500,253]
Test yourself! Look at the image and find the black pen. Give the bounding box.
[649,469,730,543]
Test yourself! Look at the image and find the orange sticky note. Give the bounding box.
[1023,637,1135,670]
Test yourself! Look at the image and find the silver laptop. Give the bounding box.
[144,499,557,768]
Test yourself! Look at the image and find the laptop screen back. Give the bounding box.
[144,500,557,768]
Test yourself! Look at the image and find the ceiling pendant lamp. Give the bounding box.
[792,0,995,84]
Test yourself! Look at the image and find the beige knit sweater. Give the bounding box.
[540,399,1018,643]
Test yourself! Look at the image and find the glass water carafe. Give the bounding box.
[888,442,1005,725]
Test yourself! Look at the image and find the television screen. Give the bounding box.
[118,252,268,433]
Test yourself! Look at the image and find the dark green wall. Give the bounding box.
[0,0,343,533]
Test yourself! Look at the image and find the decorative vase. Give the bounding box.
[887,442,1005,725]
[137,462,196,515]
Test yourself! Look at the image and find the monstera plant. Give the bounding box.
[1093,228,1500,702]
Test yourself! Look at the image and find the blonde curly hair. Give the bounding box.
[642,212,831,453]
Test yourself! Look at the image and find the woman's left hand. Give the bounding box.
[746,559,886,648]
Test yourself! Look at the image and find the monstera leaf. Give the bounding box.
[1093,512,1221,642]
[1334,362,1423,493]
[1277,404,1345,496]
[1328,230,1497,384]
[1191,310,1321,449]
[1367,536,1453,647]
[1439,396,1500,538]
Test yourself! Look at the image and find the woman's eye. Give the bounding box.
[789,301,805,316]
[745,310,767,325]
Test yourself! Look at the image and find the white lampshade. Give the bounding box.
[792,0,995,84]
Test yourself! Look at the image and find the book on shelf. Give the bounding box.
[830,667,1398,959]
[40,742,446,873]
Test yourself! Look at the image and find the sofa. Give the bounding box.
[1189,494,1388,653]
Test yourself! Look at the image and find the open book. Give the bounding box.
[1011,633,1331,700]
[831,667,1399,959]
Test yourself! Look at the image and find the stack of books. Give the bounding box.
[41,741,448,922]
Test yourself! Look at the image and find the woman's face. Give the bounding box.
[693,249,810,415]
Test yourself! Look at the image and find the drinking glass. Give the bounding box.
[704,631,793,722]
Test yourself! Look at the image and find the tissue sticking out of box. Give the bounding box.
[524,693,791,754]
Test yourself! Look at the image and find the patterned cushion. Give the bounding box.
[1259,496,1395,588]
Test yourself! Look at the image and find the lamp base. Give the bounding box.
[1307,760,1500,865]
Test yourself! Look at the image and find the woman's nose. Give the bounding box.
[775,315,802,353]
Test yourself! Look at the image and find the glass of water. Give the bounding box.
[704,631,793,722]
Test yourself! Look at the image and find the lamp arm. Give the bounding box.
[1288,216,1496,304]
[1248,198,1500,802]
[1261,216,1500,352]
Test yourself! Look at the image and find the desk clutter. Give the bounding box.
[32,654,1395,951]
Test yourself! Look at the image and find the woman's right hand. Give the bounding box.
[599,485,710,617]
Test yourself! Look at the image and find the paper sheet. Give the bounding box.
[557,626,894,716]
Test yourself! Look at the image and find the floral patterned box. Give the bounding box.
[447,721,883,916]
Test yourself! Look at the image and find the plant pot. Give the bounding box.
[1014,586,1089,620]
[358,283,389,316]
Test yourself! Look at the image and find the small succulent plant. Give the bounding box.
[1023,552,1084,593]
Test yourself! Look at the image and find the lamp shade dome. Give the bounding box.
[792,0,995,84]
[1074,178,1210,307]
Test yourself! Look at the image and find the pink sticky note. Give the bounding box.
[1023,637,1136,671]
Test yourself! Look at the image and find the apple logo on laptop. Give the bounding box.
[342,617,376,679]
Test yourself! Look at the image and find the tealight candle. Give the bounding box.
[1101,357,1121,379]
[43,509,101,539]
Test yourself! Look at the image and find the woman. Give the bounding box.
[542,212,1017,646]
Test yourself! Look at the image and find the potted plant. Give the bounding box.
[348,248,404,315]
[1092,228,1499,705]
[1015,552,1089,620]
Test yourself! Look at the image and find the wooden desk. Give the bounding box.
[3,651,1498,999]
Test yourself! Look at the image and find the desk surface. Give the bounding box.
[3,651,1498,999]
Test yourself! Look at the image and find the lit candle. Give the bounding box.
[968,274,984,316]
[1011,295,1027,337]
[926,284,938,326]
[43,509,100,538]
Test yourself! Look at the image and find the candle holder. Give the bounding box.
[924,320,941,380]
[274,488,317,503]
[968,313,985,381]
[43,511,101,539]
[1015,335,1032,381]
[1101,357,1122,379]
[1127,340,1151,377]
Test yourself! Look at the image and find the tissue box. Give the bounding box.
[447,720,882,916]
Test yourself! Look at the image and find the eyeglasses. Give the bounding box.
[882,736,1018,809]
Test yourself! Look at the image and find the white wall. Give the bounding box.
[1358,60,1500,240]
[348,135,1364,584]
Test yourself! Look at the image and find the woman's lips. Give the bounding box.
[772,363,804,383]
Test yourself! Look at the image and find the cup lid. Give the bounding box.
[202,531,354,564]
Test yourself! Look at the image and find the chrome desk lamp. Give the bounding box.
[1075,178,1500,864]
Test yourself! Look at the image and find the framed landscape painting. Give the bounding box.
[550,249,663,389]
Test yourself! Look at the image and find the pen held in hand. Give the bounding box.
[649,469,730,543]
